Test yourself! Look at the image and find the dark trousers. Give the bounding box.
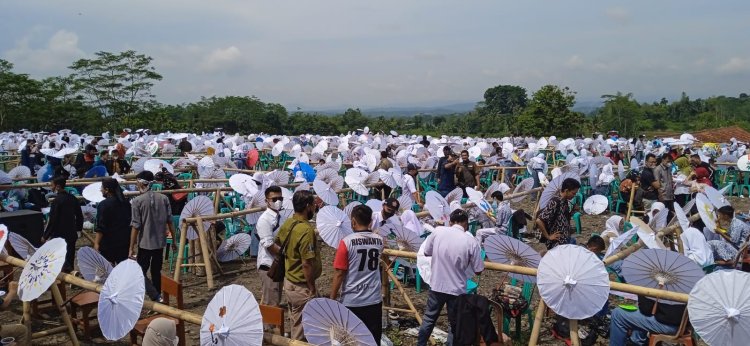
[56,235,77,272]
[348,302,382,345]
[137,248,164,294]
[418,291,458,346]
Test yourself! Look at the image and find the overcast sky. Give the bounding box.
[2,1,749,109]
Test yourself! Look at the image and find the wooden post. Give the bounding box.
[173,221,189,282]
[51,283,80,346]
[380,254,390,307]
[385,269,423,325]
[624,183,638,222]
[569,319,580,346]
[195,217,215,289]
[528,297,546,346]
[22,301,31,344]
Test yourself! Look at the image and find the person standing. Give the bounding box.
[256,186,284,308]
[653,153,675,216]
[43,176,83,272]
[535,178,580,250]
[273,190,321,341]
[417,209,484,346]
[403,164,423,209]
[20,139,41,175]
[330,205,384,344]
[438,152,458,197]
[94,178,132,264]
[455,150,480,197]
[375,151,394,199]
[637,154,659,211]
[129,171,175,300]
[177,137,192,154]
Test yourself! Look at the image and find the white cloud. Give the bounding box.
[565,55,584,68]
[605,7,631,24]
[717,57,750,74]
[200,46,244,72]
[4,29,86,73]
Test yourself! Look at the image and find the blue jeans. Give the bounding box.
[609,308,678,346]
[418,291,458,346]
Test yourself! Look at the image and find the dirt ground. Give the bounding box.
[3,195,748,345]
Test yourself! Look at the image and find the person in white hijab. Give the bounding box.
[601,215,624,246]
[142,317,178,346]
[594,164,615,195]
[680,227,714,267]
[646,202,667,230]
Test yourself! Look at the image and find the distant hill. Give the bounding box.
[308,102,478,117]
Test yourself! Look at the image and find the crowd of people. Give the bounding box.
[1,128,748,346]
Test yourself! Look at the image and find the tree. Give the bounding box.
[69,50,162,118]
[481,84,527,115]
[515,85,583,137]
[599,92,643,137]
[0,60,43,129]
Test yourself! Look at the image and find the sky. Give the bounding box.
[2,1,749,110]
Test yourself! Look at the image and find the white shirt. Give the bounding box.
[256,208,281,268]
[424,224,484,296]
[371,211,401,236]
[403,174,417,197]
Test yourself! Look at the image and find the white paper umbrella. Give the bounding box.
[98,259,145,340]
[271,142,284,157]
[737,155,750,172]
[181,196,215,240]
[388,222,423,252]
[80,205,97,223]
[229,173,258,196]
[696,193,717,233]
[343,201,361,218]
[673,202,690,232]
[417,239,432,285]
[622,249,704,303]
[8,232,37,259]
[217,233,253,262]
[424,191,450,224]
[688,270,750,346]
[201,284,263,346]
[131,157,150,173]
[18,238,67,301]
[345,168,370,196]
[648,208,668,231]
[445,187,463,205]
[484,234,541,283]
[630,217,666,249]
[617,160,625,180]
[512,178,534,203]
[583,194,608,215]
[143,159,174,175]
[76,246,113,283]
[604,225,639,259]
[538,172,579,210]
[316,206,353,248]
[82,182,105,203]
[313,179,339,206]
[703,185,729,208]
[8,166,31,180]
[537,244,610,320]
[302,298,377,346]
[0,225,7,252]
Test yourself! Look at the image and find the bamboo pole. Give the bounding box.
[31,326,68,339]
[195,217,215,288]
[22,301,31,344]
[384,263,422,325]
[569,320,580,346]
[527,297,546,346]
[50,283,80,346]
[174,221,189,282]
[624,183,638,222]
[0,254,311,346]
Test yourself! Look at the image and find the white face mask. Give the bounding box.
[270,200,282,210]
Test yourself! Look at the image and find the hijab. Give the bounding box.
[142,318,178,346]
[674,156,692,176]
[680,227,714,267]
[602,215,623,239]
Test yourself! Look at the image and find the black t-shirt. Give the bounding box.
[637,295,686,326]
[640,167,658,200]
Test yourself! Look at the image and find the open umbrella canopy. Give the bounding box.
[537,244,610,320]
[512,178,534,203]
[465,187,491,214]
[343,201,361,218]
[314,178,339,206]
[144,159,174,174]
[0,225,8,253]
[688,270,750,346]
[217,233,253,262]
[181,196,215,240]
[76,246,113,283]
[345,168,370,196]
[696,193,718,233]
[82,182,105,203]
[228,173,259,196]
[424,191,450,224]
[316,206,353,248]
[8,166,31,180]
[484,234,541,283]
[8,232,36,260]
[629,217,666,250]
[604,225,639,259]
[539,172,580,210]
[621,248,704,303]
[18,238,66,301]
[302,298,378,346]
[583,194,608,215]
[99,259,145,340]
[201,284,263,346]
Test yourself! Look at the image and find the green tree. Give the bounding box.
[69,50,162,118]
[481,84,528,115]
[599,92,643,136]
[0,60,43,129]
[515,85,582,137]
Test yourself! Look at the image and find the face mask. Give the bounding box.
[383,210,395,219]
[271,200,283,210]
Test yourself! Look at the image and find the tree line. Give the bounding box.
[2,50,749,138]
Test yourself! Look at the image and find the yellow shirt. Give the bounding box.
[274,214,321,284]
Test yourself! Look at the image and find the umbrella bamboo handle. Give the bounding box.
[569,319,580,346]
[528,295,546,346]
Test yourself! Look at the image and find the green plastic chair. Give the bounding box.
[167,215,189,273]
[572,212,582,234]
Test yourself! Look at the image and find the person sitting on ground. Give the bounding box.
[535,178,580,250]
[0,281,29,346]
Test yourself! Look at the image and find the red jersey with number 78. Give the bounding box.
[333,231,384,307]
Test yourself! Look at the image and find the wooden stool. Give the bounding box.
[67,291,100,339]
[648,310,694,346]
